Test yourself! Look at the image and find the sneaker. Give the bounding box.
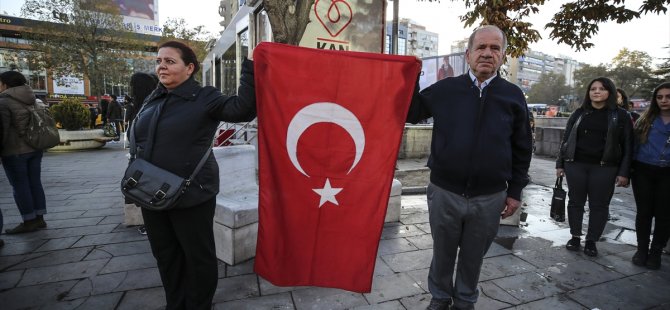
[646,247,663,270]
[137,225,147,235]
[5,221,40,234]
[35,215,47,229]
[584,240,598,257]
[566,237,581,251]
[632,250,648,266]
[426,298,452,310]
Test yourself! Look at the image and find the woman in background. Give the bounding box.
[630,82,670,270]
[617,88,640,123]
[556,77,633,257]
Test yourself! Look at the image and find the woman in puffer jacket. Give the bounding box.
[0,71,48,234]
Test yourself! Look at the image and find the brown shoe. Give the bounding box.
[5,221,40,234]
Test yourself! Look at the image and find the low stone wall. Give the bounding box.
[534,127,565,158]
[399,125,432,159]
[534,117,568,128]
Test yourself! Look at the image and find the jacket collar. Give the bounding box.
[154,78,200,101]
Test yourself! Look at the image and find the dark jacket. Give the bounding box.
[556,107,633,177]
[107,100,124,120]
[130,58,256,208]
[407,74,533,200]
[0,85,40,156]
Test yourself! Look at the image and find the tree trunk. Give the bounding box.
[264,0,314,45]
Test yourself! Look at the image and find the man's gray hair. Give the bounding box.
[467,25,508,52]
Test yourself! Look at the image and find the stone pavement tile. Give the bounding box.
[510,294,587,309]
[114,267,162,291]
[99,215,124,225]
[0,279,78,309]
[484,242,512,258]
[0,239,46,256]
[213,292,294,310]
[9,247,92,270]
[82,206,124,218]
[83,240,151,260]
[406,234,433,250]
[39,292,123,310]
[543,258,625,290]
[381,248,432,273]
[213,274,259,303]
[401,195,429,209]
[18,258,108,287]
[351,300,404,309]
[34,236,82,252]
[225,258,255,277]
[39,211,86,221]
[259,276,302,296]
[380,224,425,240]
[398,293,431,309]
[292,286,369,309]
[66,272,127,299]
[568,272,670,309]
[377,238,418,256]
[0,254,26,271]
[479,281,521,306]
[99,252,156,274]
[0,269,22,290]
[116,287,166,310]
[593,240,635,256]
[476,292,517,310]
[37,223,119,239]
[373,257,395,276]
[512,245,585,269]
[480,254,538,281]
[415,223,431,234]
[72,230,147,247]
[406,268,428,292]
[364,272,425,304]
[597,250,649,276]
[399,210,428,225]
[491,271,564,303]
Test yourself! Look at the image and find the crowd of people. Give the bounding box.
[0,26,668,310]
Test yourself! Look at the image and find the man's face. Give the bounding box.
[466,29,504,82]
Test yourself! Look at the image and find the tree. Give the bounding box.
[573,64,609,97]
[526,72,570,105]
[160,18,218,83]
[263,0,314,45]
[20,0,144,98]
[609,48,653,97]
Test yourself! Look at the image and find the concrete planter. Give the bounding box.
[50,129,113,152]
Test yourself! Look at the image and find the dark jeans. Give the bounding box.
[1,151,47,221]
[564,161,618,242]
[141,199,218,310]
[631,161,670,249]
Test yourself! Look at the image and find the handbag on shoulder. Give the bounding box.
[120,102,212,211]
[550,176,566,222]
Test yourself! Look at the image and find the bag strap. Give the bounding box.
[128,98,213,182]
[555,176,563,190]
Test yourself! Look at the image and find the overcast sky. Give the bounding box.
[1,0,668,66]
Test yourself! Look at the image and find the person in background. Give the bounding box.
[123,94,134,128]
[88,104,99,129]
[407,25,532,310]
[106,94,124,140]
[556,77,633,257]
[99,98,109,126]
[127,40,256,309]
[617,88,641,123]
[0,71,48,234]
[630,82,670,270]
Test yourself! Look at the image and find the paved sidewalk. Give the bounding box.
[0,144,669,309]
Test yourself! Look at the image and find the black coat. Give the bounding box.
[130,59,256,208]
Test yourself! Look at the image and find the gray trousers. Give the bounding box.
[427,183,506,308]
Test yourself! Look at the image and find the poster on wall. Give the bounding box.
[81,0,161,35]
[53,76,85,95]
[299,0,385,53]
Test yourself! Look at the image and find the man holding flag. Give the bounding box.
[407,25,533,310]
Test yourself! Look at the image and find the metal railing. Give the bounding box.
[214,119,258,147]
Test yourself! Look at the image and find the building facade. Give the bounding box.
[385,18,438,57]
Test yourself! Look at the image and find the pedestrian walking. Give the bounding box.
[630,82,670,270]
[407,25,533,310]
[556,77,633,257]
[124,40,256,309]
[106,94,124,140]
[0,71,48,234]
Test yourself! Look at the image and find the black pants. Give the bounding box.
[141,199,218,310]
[564,161,618,242]
[631,161,670,250]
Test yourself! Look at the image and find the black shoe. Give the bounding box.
[646,247,663,270]
[5,221,40,234]
[632,249,648,266]
[566,237,581,251]
[426,298,452,310]
[584,240,598,257]
[0,239,4,248]
[35,215,47,229]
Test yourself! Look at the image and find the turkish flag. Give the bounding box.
[254,42,420,293]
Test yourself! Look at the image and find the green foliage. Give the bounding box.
[50,98,90,131]
[526,72,571,105]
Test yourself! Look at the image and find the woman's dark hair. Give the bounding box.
[158,40,200,76]
[0,71,28,88]
[616,88,630,111]
[635,82,670,144]
[130,72,158,111]
[581,77,618,110]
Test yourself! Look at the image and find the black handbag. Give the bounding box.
[550,176,566,222]
[121,101,212,211]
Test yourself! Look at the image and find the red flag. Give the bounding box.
[254,42,420,293]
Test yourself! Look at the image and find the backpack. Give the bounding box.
[21,100,61,150]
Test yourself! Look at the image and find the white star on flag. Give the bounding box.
[313,178,343,208]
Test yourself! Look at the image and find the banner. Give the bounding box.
[253,42,420,292]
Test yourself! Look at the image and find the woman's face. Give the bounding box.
[656,88,670,112]
[589,81,609,105]
[155,47,194,90]
[616,91,623,106]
